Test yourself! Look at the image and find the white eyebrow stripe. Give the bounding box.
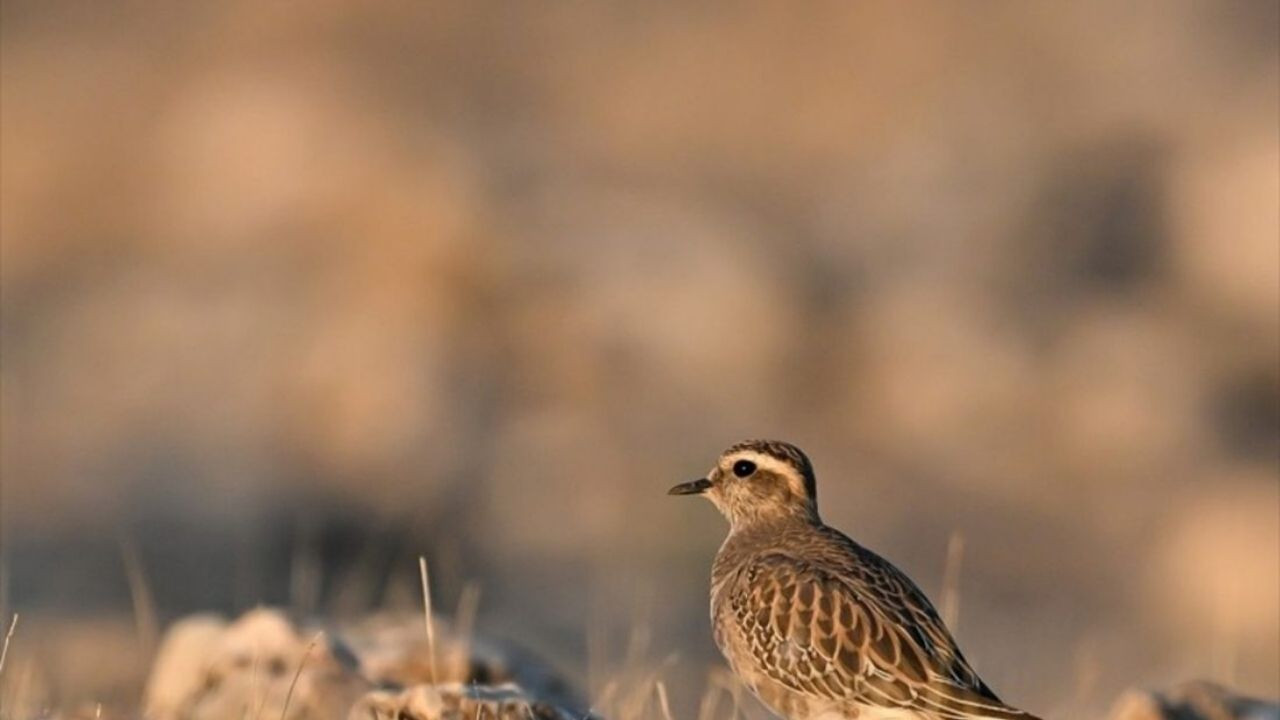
[726,451,805,492]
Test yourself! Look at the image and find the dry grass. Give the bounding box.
[420,556,441,687]
[119,538,159,668]
[0,542,1272,719]
[278,632,322,720]
[0,613,17,680]
[0,518,1260,719]
[939,531,965,632]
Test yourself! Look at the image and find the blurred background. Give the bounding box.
[1,1,1277,717]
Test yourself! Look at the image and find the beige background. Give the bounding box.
[2,1,1277,717]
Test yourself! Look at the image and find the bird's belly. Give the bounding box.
[711,624,836,720]
[743,671,825,720]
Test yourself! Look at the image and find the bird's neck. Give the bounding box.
[726,504,821,537]
[714,511,822,588]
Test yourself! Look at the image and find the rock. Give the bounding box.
[347,682,580,720]
[339,613,583,713]
[142,610,590,720]
[143,614,228,719]
[1108,680,1280,720]
[143,608,369,720]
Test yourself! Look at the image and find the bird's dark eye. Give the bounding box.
[732,460,757,478]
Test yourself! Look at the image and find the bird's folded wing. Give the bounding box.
[728,552,1031,719]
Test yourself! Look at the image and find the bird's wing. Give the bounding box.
[726,548,1033,719]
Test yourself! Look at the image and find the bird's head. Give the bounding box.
[669,439,819,528]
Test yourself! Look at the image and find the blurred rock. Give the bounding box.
[347,683,581,720]
[141,609,585,720]
[341,613,583,715]
[1108,681,1279,720]
[143,614,228,719]
[143,609,369,720]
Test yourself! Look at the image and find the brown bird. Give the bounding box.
[669,440,1043,720]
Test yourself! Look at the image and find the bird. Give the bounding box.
[668,439,1043,720]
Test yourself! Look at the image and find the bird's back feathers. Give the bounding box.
[712,521,1040,720]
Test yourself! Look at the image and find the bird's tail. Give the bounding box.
[952,692,1045,719]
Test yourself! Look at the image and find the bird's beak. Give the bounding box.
[668,478,713,496]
